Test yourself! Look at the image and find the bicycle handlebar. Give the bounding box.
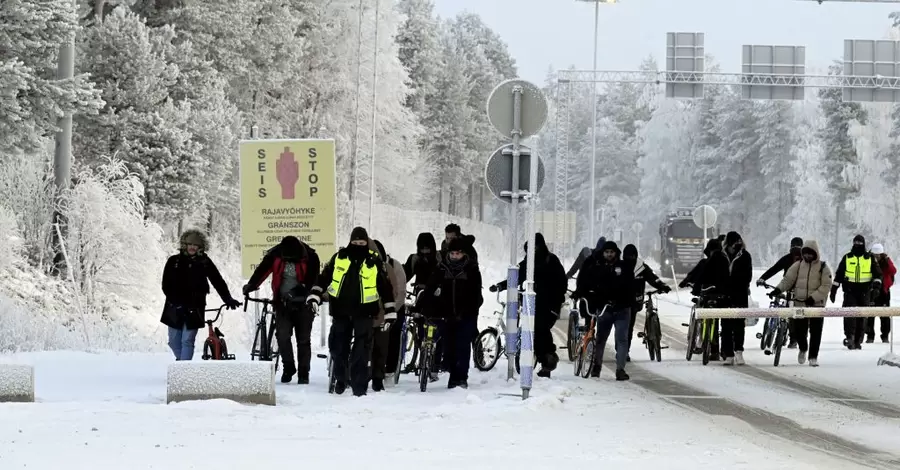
[243,295,272,313]
[204,304,227,323]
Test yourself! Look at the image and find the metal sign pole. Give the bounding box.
[521,140,539,400]
[505,86,523,382]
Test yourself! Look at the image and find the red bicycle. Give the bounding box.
[201,304,236,360]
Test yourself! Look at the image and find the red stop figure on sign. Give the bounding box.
[276,147,299,199]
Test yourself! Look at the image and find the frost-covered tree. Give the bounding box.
[396,0,440,116]
[0,0,100,154]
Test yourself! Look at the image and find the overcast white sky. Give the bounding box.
[433,0,899,83]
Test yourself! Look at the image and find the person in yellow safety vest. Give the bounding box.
[830,234,883,350]
[307,226,395,396]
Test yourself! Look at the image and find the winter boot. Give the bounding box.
[334,381,347,395]
[844,336,853,350]
[882,334,890,343]
[297,373,309,385]
[808,358,819,367]
[615,369,630,381]
[787,339,798,349]
[537,368,552,378]
[457,379,468,389]
[866,335,875,344]
[723,356,734,366]
[734,351,745,365]
[590,366,600,378]
[372,378,384,392]
[798,351,807,365]
[281,370,295,384]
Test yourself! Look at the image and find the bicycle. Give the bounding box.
[393,291,422,384]
[573,301,610,378]
[417,314,441,392]
[200,304,236,360]
[756,282,791,354]
[762,286,791,367]
[683,286,723,365]
[472,290,531,373]
[245,295,280,371]
[636,290,666,362]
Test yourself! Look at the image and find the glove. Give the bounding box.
[659,285,672,294]
[756,279,766,287]
[382,310,397,331]
[306,293,321,306]
[874,279,883,288]
[242,284,255,296]
[829,286,838,303]
[678,280,689,289]
[384,303,396,316]
[224,298,242,310]
[769,288,782,298]
[489,284,498,293]
[804,297,816,307]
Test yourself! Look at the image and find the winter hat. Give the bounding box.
[179,229,208,252]
[872,243,885,255]
[790,237,803,248]
[594,236,607,252]
[601,241,620,257]
[350,227,369,242]
[280,236,304,261]
[725,231,742,247]
[416,232,437,252]
[447,237,467,253]
[623,244,638,259]
[853,234,866,245]
[703,239,722,257]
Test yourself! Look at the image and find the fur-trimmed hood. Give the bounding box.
[179,229,209,252]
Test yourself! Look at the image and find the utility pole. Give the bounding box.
[51,0,77,274]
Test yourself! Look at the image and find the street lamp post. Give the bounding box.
[576,0,616,245]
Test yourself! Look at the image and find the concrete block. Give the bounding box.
[0,363,35,403]
[166,361,276,406]
[877,353,900,368]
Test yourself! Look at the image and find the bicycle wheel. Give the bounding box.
[403,328,420,374]
[759,319,770,350]
[327,356,336,394]
[202,338,214,360]
[573,344,584,376]
[220,339,232,360]
[645,323,656,362]
[418,346,432,392]
[567,312,579,362]
[773,322,787,367]
[580,340,595,378]
[473,328,501,372]
[685,316,697,361]
[701,321,711,366]
[251,320,265,360]
[651,315,663,362]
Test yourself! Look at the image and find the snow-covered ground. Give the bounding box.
[0,350,872,470]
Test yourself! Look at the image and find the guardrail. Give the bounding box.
[694,307,900,319]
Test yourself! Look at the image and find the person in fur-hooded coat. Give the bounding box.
[161,229,241,361]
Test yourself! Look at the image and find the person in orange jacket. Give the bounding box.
[867,243,895,343]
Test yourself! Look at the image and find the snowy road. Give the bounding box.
[0,349,883,470]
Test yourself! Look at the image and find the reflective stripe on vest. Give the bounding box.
[327,254,380,303]
[845,256,873,283]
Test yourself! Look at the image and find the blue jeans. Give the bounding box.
[594,308,630,371]
[168,325,198,361]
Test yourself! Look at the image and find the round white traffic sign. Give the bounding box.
[692,205,717,229]
[486,79,548,139]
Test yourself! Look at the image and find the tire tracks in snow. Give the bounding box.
[609,315,900,469]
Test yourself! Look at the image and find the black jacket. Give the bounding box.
[404,232,439,291]
[759,251,800,282]
[630,260,668,306]
[161,252,234,329]
[495,234,568,317]
[699,251,730,296]
[423,256,483,321]
[724,248,753,308]
[318,247,395,318]
[575,242,634,311]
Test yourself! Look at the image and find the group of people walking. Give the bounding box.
[679,233,894,368]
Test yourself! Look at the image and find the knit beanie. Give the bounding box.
[350,227,369,243]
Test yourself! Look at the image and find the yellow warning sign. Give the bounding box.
[239,139,336,278]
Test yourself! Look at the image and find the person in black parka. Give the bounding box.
[621,244,671,359]
[720,231,753,366]
[757,236,803,348]
[490,233,568,377]
[574,240,634,381]
[422,237,484,389]
[161,229,241,361]
[403,232,440,293]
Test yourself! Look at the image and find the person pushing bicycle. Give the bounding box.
[243,236,321,384]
